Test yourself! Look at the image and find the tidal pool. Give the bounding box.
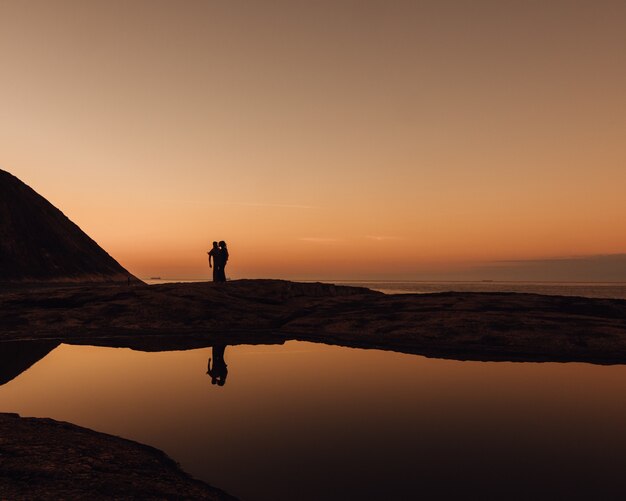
[3,340,626,500]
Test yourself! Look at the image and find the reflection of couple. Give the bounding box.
[207,344,228,386]
[207,241,229,282]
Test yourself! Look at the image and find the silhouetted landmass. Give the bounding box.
[0,413,237,500]
[0,170,139,283]
[2,279,626,365]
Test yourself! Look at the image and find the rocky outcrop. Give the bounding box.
[0,413,236,500]
[2,280,626,365]
[0,169,139,283]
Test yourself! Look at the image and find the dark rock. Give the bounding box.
[0,169,139,284]
[1,280,626,365]
[0,413,237,500]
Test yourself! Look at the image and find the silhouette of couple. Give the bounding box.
[207,240,229,282]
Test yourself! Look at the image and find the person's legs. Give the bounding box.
[219,265,227,282]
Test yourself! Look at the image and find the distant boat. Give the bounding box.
[149,277,161,280]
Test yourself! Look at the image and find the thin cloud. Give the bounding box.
[299,237,343,243]
[175,201,318,209]
[365,235,403,241]
[493,254,626,265]
[227,202,318,210]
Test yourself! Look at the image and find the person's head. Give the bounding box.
[212,241,218,248]
[219,240,227,248]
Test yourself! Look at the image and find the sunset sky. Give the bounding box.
[1,1,625,280]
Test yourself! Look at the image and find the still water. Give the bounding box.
[3,340,626,500]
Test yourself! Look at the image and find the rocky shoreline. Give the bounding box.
[0,413,236,500]
[2,279,626,364]
[3,279,626,499]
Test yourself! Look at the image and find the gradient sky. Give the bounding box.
[1,1,625,280]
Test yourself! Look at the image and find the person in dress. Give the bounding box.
[217,241,228,282]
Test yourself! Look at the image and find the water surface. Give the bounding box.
[3,341,626,500]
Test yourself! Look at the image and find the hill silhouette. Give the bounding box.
[0,169,138,283]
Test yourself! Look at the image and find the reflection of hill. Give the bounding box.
[0,341,60,386]
[0,169,139,283]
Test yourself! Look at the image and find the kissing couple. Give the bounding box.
[208,240,229,282]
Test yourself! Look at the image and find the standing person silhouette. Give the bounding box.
[218,241,229,282]
[207,241,220,282]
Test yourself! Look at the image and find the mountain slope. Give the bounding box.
[0,169,139,283]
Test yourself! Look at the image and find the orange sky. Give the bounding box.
[1,1,625,280]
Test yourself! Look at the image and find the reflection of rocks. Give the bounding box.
[0,340,59,385]
[2,280,626,364]
[0,413,237,500]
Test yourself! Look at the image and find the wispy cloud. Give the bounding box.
[299,237,343,243]
[365,235,403,241]
[174,200,318,209]
[226,202,318,210]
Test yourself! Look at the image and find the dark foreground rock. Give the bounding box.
[0,413,236,500]
[2,279,626,364]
